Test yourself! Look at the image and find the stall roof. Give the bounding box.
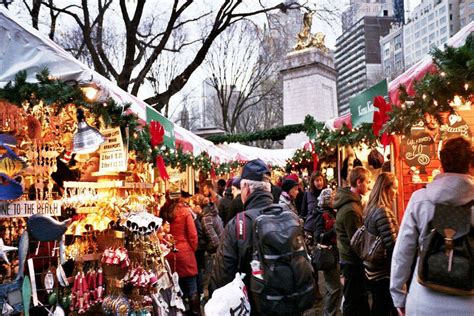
[324,22,474,130]
[0,8,296,167]
[388,21,474,105]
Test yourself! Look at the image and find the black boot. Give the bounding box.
[187,293,202,316]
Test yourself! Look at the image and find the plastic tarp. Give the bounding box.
[216,143,297,167]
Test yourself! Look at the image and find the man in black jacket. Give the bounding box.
[209,159,274,314]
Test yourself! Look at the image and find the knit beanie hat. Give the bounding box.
[318,188,334,208]
[281,179,298,193]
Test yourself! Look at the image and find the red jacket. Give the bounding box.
[166,202,198,277]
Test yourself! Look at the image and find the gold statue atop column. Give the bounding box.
[294,11,329,54]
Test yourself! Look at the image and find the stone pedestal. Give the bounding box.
[281,47,338,148]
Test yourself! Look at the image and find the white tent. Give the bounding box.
[0,7,296,167]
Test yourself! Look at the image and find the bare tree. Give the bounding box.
[203,21,279,133]
[11,0,306,114]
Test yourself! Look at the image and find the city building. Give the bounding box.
[460,0,474,28]
[403,0,461,68]
[342,0,395,32]
[380,23,404,81]
[335,16,394,115]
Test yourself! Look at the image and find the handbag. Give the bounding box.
[350,224,386,265]
[311,243,337,271]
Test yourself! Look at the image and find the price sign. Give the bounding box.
[99,127,127,172]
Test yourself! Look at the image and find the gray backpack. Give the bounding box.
[417,203,474,296]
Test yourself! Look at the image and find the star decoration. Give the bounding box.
[0,238,18,264]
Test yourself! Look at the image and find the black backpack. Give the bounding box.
[237,204,315,315]
[417,203,474,296]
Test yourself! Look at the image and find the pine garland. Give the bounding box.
[384,34,474,135]
[0,68,155,163]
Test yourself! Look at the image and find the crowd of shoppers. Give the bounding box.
[158,136,473,316]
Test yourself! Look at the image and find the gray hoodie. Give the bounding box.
[390,173,474,315]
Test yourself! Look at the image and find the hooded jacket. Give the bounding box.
[333,187,364,264]
[390,173,474,315]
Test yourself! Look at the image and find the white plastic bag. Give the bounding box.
[204,273,251,316]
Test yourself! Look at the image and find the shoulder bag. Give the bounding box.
[350,208,386,265]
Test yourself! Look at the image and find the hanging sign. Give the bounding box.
[0,201,61,218]
[439,112,471,139]
[401,123,435,173]
[99,127,127,172]
[146,107,175,149]
[350,79,388,127]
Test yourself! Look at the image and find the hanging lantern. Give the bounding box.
[72,108,105,154]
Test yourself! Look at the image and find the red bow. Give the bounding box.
[372,96,393,147]
[155,155,169,180]
[149,121,165,148]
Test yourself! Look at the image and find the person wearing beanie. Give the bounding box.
[279,178,299,214]
[314,188,341,316]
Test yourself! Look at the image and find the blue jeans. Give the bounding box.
[179,276,198,298]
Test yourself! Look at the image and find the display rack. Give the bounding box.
[63,181,153,190]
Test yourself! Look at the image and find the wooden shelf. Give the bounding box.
[75,253,103,262]
[64,181,152,189]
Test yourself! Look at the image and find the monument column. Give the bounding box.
[281,12,338,148]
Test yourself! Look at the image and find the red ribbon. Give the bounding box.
[372,96,393,147]
[307,141,319,171]
[155,155,169,180]
[210,166,217,180]
[149,121,165,148]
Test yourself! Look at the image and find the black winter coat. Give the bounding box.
[314,207,337,246]
[226,194,244,225]
[364,206,399,279]
[209,190,274,296]
[301,189,322,232]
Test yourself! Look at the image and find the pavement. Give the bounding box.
[303,271,343,316]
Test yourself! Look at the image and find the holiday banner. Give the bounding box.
[350,79,388,127]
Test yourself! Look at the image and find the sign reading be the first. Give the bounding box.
[0,201,61,218]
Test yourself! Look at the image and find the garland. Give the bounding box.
[157,147,245,175]
[384,34,474,135]
[0,69,155,163]
[206,123,307,144]
[3,33,471,175]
